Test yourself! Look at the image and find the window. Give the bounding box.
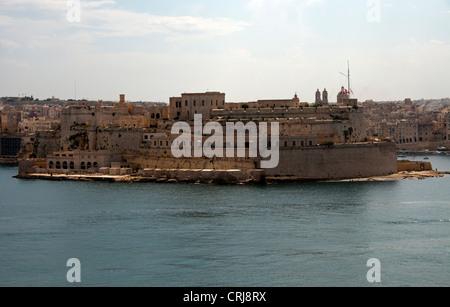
[87,162,92,169]
[49,161,54,169]
[63,161,68,170]
[185,100,188,106]
[70,162,75,170]
[93,162,98,168]
[202,100,205,106]
[81,162,86,170]
[56,161,61,169]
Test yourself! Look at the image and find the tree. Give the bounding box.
[348,127,354,143]
[343,129,349,143]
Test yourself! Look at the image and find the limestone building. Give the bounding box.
[170,92,226,121]
[337,86,350,105]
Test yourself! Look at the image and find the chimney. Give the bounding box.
[120,94,125,103]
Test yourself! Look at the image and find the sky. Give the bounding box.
[0,0,449,103]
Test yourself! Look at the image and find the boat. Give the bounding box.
[424,156,429,160]
[437,146,448,152]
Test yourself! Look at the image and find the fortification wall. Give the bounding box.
[398,161,432,172]
[264,142,397,179]
[122,151,257,171]
[33,131,62,158]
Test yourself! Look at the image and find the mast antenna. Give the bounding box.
[339,61,353,98]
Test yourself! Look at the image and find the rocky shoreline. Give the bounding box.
[14,170,450,184]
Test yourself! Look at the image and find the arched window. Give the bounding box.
[49,161,54,169]
[156,113,161,119]
[93,162,98,168]
[63,161,68,170]
[81,162,86,170]
[56,161,61,169]
[151,113,155,119]
[69,162,75,170]
[87,162,92,169]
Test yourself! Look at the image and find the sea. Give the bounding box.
[0,154,449,287]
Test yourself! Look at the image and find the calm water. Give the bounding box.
[1,155,449,287]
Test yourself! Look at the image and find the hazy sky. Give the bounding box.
[0,0,449,103]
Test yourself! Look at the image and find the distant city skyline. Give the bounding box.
[0,0,449,103]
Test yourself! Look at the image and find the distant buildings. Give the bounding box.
[364,98,449,147]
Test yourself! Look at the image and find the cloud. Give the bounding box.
[0,39,20,50]
[0,58,30,68]
[0,0,248,45]
[247,0,322,20]
[430,39,444,45]
[83,9,249,41]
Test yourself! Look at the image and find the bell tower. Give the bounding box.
[322,88,328,104]
[315,89,321,104]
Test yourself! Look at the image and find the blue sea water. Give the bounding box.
[0,154,449,287]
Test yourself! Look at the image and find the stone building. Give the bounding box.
[337,86,350,105]
[170,92,226,121]
[46,150,121,172]
[0,111,22,133]
[418,123,435,142]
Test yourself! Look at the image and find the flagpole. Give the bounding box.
[347,61,351,99]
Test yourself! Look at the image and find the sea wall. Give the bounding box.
[264,142,398,180]
[18,142,398,183]
[397,161,432,172]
